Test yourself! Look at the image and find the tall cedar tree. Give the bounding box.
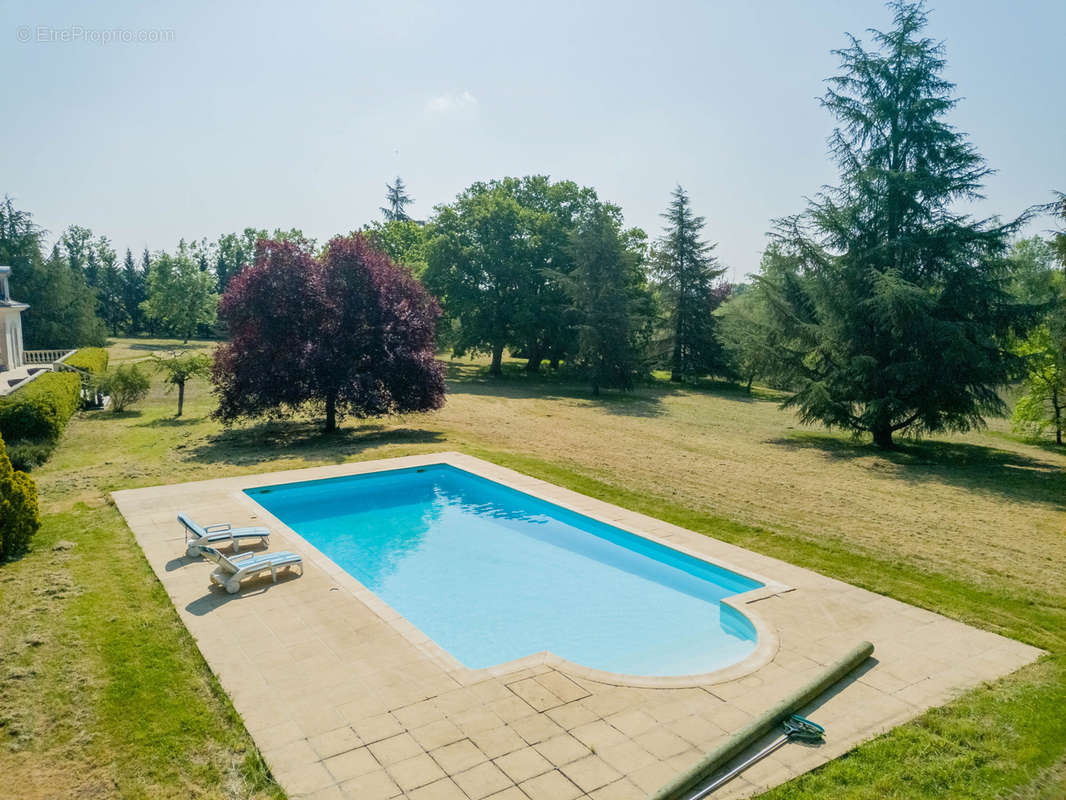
[381,176,413,222]
[656,186,728,381]
[213,234,445,432]
[0,198,105,348]
[122,248,147,333]
[761,0,1029,448]
[564,204,651,394]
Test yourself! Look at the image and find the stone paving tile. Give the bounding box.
[532,734,592,766]
[114,453,1044,800]
[370,733,425,766]
[411,719,466,751]
[323,746,379,782]
[310,726,363,759]
[519,769,584,800]
[431,739,488,774]
[494,746,554,783]
[507,677,565,712]
[470,726,528,759]
[545,701,599,731]
[484,788,529,800]
[510,712,564,745]
[339,768,401,800]
[406,777,468,800]
[452,760,515,799]
[588,778,646,800]
[559,754,624,794]
[389,753,448,793]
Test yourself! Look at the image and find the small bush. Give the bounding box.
[0,372,82,442]
[65,347,109,375]
[5,438,57,471]
[103,364,150,412]
[0,433,41,561]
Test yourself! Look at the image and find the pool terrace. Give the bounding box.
[112,453,1041,800]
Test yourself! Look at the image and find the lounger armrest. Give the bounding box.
[203,523,232,533]
[229,551,257,562]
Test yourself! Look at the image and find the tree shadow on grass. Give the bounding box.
[127,342,212,352]
[184,420,446,466]
[444,361,771,419]
[771,432,1066,509]
[139,416,202,428]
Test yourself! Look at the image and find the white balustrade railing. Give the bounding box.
[23,349,75,365]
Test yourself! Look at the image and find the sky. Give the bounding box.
[2,0,1063,282]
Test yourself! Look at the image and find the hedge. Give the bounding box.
[0,371,82,443]
[64,347,109,375]
[0,432,40,560]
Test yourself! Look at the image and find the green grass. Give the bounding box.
[2,337,1065,798]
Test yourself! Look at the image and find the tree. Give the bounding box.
[96,237,128,335]
[1047,192,1065,269]
[1012,321,1066,445]
[425,182,536,375]
[104,363,151,412]
[362,219,429,276]
[1007,236,1066,444]
[424,176,599,375]
[122,248,147,334]
[60,225,94,281]
[562,203,652,394]
[153,351,211,416]
[0,432,40,561]
[213,234,446,432]
[381,176,413,222]
[654,186,729,381]
[759,0,1030,448]
[215,228,265,293]
[0,198,105,348]
[141,241,219,341]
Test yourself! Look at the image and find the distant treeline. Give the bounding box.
[1,1,1064,448]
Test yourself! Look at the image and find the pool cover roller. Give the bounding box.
[651,640,875,800]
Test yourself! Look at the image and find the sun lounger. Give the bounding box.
[200,546,303,594]
[178,512,270,557]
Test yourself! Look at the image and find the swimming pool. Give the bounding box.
[246,464,763,677]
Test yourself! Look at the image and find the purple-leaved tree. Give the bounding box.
[212,234,445,432]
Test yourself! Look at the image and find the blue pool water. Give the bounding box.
[246,465,762,676]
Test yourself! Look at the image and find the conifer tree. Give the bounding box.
[655,186,728,381]
[761,0,1030,448]
[0,199,104,348]
[97,237,128,335]
[381,176,413,222]
[564,204,652,394]
[122,248,147,334]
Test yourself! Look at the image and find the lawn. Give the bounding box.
[2,337,1064,799]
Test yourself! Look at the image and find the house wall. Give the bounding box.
[0,309,24,370]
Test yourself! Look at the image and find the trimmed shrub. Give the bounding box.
[103,364,150,412]
[0,433,41,561]
[5,439,57,471]
[0,372,82,443]
[65,347,109,375]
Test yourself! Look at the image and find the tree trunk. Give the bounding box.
[525,347,542,373]
[670,338,683,382]
[489,343,504,376]
[746,374,754,393]
[872,424,894,449]
[176,380,185,417]
[325,391,337,433]
[549,356,560,370]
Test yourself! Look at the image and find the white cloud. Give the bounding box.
[425,90,478,114]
